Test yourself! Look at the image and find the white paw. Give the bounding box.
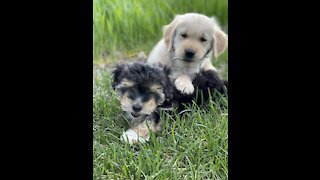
[121,129,149,145]
[175,78,194,94]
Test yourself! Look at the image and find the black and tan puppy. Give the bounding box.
[112,62,173,145]
[112,62,227,145]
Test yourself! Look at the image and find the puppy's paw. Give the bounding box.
[121,129,149,145]
[175,76,194,94]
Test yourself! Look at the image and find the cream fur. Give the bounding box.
[147,13,228,94]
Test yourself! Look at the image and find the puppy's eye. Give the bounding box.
[128,94,134,99]
[141,94,152,102]
[200,37,207,42]
[181,33,187,38]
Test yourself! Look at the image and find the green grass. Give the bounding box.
[93,0,228,179]
[93,0,228,63]
[93,69,228,179]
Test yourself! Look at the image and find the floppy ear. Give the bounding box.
[213,29,228,58]
[211,18,228,58]
[163,15,181,52]
[111,64,125,89]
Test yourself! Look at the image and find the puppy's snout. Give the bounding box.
[184,48,195,58]
[132,104,142,112]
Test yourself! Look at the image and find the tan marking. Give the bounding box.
[132,120,162,140]
[142,98,157,114]
[119,93,132,112]
[115,78,135,89]
[149,85,166,105]
[150,84,163,94]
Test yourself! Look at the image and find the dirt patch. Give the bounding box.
[93,51,148,72]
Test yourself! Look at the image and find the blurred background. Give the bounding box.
[93,0,228,77]
[93,2,228,178]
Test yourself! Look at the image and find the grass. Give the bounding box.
[93,69,228,179]
[93,0,228,64]
[93,0,228,179]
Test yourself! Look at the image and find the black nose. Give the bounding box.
[132,104,142,112]
[185,48,195,58]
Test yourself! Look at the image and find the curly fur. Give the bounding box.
[111,62,227,145]
[169,70,228,112]
[111,62,173,145]
[112,62,173,101]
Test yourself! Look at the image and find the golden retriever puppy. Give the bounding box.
[147,13,228,95]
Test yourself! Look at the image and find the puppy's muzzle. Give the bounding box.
[132,104,142,112]
[184,48,196,61]
[131,103,142,117]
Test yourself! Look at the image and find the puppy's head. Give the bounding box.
[163,13,228,64]
[112,62,172,123]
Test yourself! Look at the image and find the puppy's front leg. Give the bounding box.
[121,119,161,145]
[174,74,194,94]
[201,58,218,72]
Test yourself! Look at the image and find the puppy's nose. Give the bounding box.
[132,104,142,112]
[185,48,195,58]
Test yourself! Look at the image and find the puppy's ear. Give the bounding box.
[163,15,182,51]
[211,17,228,58]
[111,64,125,89]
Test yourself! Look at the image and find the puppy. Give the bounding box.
[112,62,172,145]
[147,13,228,95]
[165,69,228,113]
[112,62,227,145]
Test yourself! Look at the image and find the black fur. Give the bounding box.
[112,62,174,125]
[112,62,173,100]
[162,70,228,113]
[112,62,228,123]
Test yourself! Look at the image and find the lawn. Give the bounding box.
[93,0,228,179]
[93,0,228,64]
